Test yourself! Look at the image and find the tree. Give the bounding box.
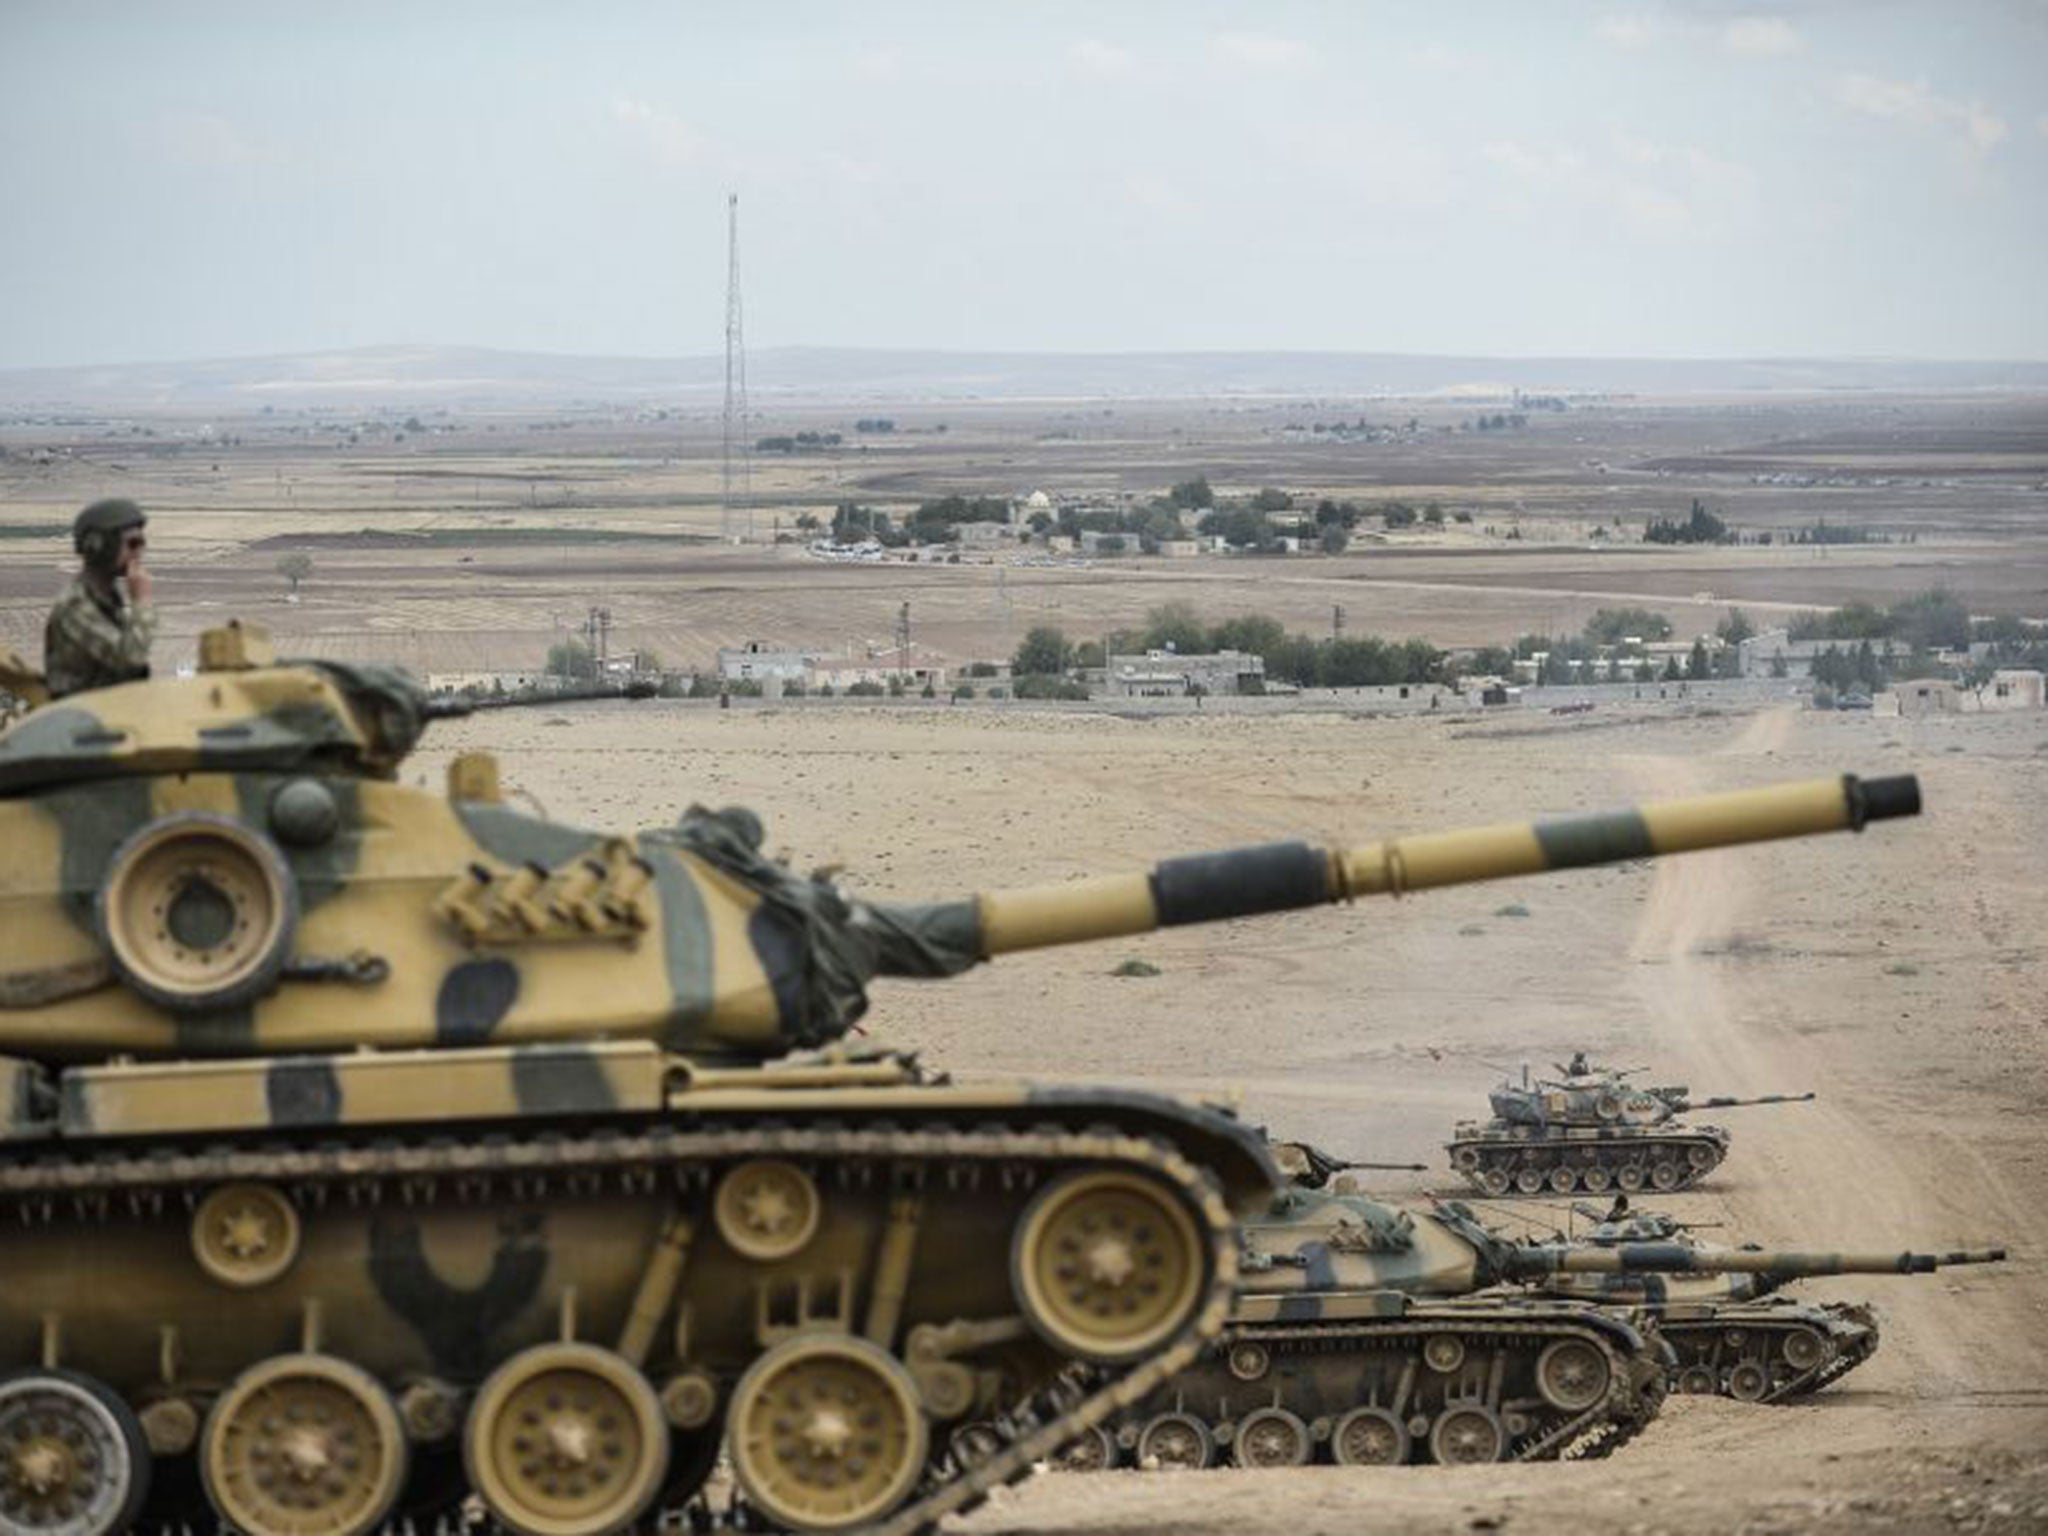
[1584,607,1673,645]
[1889,587,1971,653]
[546,639,597,681]
[1141,601,1207,653]
[1168,476,1215,510]
[1211,614,1286,657]
[1319,523,1350,555]
[1716,608,1757,647]
[1645,499,1731,545]
[1686,638,1711,680]
[1464,646,1515,680]
[1012,626,1073,677]
[275,551,313,597]
[1252,487,1293,513]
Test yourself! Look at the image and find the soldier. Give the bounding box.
[44,498,156,697]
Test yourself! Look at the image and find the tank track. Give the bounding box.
[1,1118,1240,1536]
[1063,1309,1664,1470]
[1662,1301,1881,1404]
[1447,1132,1727,1196]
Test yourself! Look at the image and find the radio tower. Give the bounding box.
[721,192,752,542]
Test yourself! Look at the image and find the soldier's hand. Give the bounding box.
[126,564,153,604]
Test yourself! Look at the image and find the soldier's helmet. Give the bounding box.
[72,498,147,567]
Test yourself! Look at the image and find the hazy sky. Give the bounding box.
[3,1,2044,368]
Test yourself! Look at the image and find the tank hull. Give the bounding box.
[1446,1123,1731,1196]
[0,1050,1275,1535]
[1646,1299,1879,1403]
[1056,1299,1669,1470]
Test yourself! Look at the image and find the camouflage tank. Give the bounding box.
[1446,1054,1816,1196]
[1515,1199,2005,1403]
[1051,1151,1680,1473]
[0,623,1922,1535]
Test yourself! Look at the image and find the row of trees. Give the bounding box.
[1011,603,1448,691]
[756,431,842,453]
[1644,500,1732,545]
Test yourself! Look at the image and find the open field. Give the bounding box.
[3,391,2046,674]
[414,693,2048,1535]
[4,388,2046,1531]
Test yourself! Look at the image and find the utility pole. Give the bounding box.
[1333,603,1345,641]
[896,601,911,679]
[721,192,751,543]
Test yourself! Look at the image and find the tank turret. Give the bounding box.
[1501,1200,2006,1402]
[0,629,1921,1068]
[1449,1055,1820,1197]
[0,631,1925,1533]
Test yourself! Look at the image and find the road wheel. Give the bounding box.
[1725,1362,1773,1403]
[1053,1425,1117,1473]
[1231,1408,1309,1469]
[1135,1413,1212,1472]
[1547,1166,1578,1194]
[1330,1406,1408,1466]
[1580,1164,1613,1193]
[1514,1166,1546,1195]
[1428,1405,1505,1465]
[465,1342,669,1536]
[1535,1339,1612,1412]
[203,1355,405,1536]
[0,1369,150,1536]
[1675,1366,1718,1395]
[1649,1162,1682,1192]
[1615,1163,1646,1192]
[1011,1169,1206,1365]
[1780,1328,1828,1372]
[727,1334,925,1532]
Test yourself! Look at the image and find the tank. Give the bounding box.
[1511,1200,2006,1402]
[1446,1053,1816,1197]
[0,624,1923,1536]
[1051,1175,1691,1473]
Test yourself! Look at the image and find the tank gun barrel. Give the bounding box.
[424,678,659,718]
[952,774,1919,960]
[1674,1091,1816,1112]
[1505,1242,2006,1281]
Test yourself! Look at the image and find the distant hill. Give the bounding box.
[2,344,2044,410]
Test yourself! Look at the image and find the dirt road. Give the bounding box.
[435,693,2048,1535]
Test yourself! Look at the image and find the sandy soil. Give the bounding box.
[421,693,2048,1535]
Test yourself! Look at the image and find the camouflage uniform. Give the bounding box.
[43,574,155,698]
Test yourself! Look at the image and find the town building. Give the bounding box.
[1896,679,1962,716]
[1981,669,2046,710]
[1105,649,1265,697]
[716,642,818,684]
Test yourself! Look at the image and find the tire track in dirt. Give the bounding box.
[1615,708,2030,1397]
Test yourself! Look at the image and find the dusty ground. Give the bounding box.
[417,693,2048,1535]
[9,390,2045,1530]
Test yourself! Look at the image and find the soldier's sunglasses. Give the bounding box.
[122,533,147,550]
